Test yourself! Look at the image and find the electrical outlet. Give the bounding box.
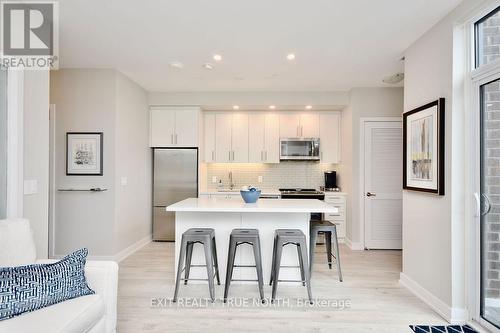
[120,177,128,186]
[212,176,217,183]
[258,176,263,183]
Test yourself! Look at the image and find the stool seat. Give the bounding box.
[270,229,313,304]
[275,229,306,239]
[231,228,259,237]
[310,220,342,282]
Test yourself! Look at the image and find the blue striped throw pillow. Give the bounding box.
[0,248,95,320]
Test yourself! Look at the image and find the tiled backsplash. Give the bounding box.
[206,162,339,190]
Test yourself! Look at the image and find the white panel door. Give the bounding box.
[175,109,198,147]
[299,114,320,138]
[264,114,280,163]
[279,114,300,138]
[364,121,402,249]
[248,114,266,162]
[150,109,175,147]
[231,113,249,163]
[204,114,216,162]
[319,113,341,163]
[215,114,232,162]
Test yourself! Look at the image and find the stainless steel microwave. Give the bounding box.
[280,138,320,161]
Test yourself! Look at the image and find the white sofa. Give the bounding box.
[0,219,118,333]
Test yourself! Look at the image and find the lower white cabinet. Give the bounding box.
[323,193,347,240]
[199,193,241,200]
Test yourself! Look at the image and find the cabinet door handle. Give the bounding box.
[175,134,178,144]
[212,150,215,161]
[229,151,231,161]
[232,151,235,161]
[265,151,267,161]
[301,126,303,137]
[297,126,300,137]
[171,134,174,144]
[261,151,264,161]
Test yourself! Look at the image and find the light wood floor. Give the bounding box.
[117,242,446,333]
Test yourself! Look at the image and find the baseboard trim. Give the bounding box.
[51,234,152,263]
[345,237,364,251]
[114,234,152,262]
[399,273,468,324]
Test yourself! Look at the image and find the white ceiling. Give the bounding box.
[58,0,462,92]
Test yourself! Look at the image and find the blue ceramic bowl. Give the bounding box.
[240,190,261,203]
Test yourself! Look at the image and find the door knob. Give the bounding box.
[366,192,376,197]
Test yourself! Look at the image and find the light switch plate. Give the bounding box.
[120,177,128,186]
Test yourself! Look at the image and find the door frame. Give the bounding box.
[359,117,402,250]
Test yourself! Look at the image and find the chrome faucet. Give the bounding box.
[229,171,235,190]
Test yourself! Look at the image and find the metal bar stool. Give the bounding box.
[310,220,343,282]
[269,229,312,304]
[173,228,221,302]
[224,229,265,303]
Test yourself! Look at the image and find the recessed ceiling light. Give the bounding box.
[305,105,312,110]
[203,63,214,70]
[213,54,222,62]
[269,105,276,110]
[169,61,184,69]
[232,105,240,110]
[287,53,296,61]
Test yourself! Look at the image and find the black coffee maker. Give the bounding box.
[324,171,338,191]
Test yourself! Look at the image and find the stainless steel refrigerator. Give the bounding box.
[153,148,198,241]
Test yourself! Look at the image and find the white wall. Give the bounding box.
[50,69,151,258]
[23,70,50,258]
[50,69,117,256]
[340,88,404,247]
[114,72,151,253]
[401,0,483,322]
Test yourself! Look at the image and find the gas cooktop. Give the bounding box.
[279,188,324,195]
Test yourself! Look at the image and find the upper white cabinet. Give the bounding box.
[248,114,279,163]
[319,112,341,163]
[150,107,199,147]
[203,111,340,164]
[204,114,216,162]
[279,114,319,138]
[213,113,249,163]
[279,114,301,138]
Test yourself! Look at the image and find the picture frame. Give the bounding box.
[66,132,103,176]
[403,98,445,195]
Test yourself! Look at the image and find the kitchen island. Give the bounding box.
[167,197,338,283]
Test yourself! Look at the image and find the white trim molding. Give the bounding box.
[114,234,152,262]
[400,273,468,324]
[6,70,24,219]
[345,237,364,251]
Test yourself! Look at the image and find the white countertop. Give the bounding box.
[200,188,281,196]
[167,197,338,213]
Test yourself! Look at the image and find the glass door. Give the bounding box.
[480,77,500,329]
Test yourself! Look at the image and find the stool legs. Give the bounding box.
[223,235,236,302]
[325,231,333,269]
[297,239,313,304]
[212,236,221,285]
[332,227,343,282]
[173,235,187,302]
[184,242,194,285]
[269,235,278,286]
[297,244,306,286]
[309,230,318,276]
[271,239,283,302]
[203,240,216,302]
[252,237,265,301]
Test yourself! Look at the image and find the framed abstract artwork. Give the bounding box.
[66,132,103,176]
[403,98,445,195]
